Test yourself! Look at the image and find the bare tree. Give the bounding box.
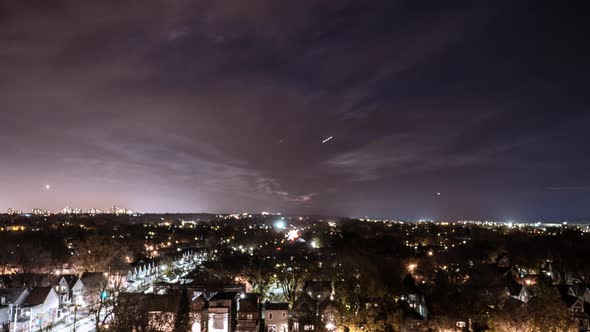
[275,266,306,307]
[85,273,126,331]
[73,235,131,272]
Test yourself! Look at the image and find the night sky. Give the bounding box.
[1,1,589,220]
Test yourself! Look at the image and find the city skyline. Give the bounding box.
[2,1,589,220]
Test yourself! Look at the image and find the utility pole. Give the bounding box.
[29,308,33,332]
[11,304,19,332]
[73,303,78,332]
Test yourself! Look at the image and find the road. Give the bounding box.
[48,316,94,332]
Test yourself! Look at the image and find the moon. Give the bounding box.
[45,184,51,190]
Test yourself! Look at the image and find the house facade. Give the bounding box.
[236,295,260,332]
[13,287,60,331]
[263,302,289,332]
[208,292,238,332]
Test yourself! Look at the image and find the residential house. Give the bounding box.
[401,293,428,320]
[208,292,238,332]
[400,304,427,332]
[118,290,206,332]
[236,294,261,332]
[496,254,511,270]
[563,295,589,332]
[543,261,582,285]
[13,287,60,331]
[263,302,289,332]
[189,293,208,332]
[146,293,182,332]
[302,281,332,302]
[54,275,82,306]
[505,283,532,304]
[0,288,29,330]
[557,285,590,331]
[290,294,341,332]
[318,299,341,332]
[568,285,590,303]
[401,274,428,321]
[291,294,319,332]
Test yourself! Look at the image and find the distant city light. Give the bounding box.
[286,230,300,241]
[274,220,286,230]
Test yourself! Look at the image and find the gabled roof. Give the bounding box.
[264,302,289,311]
[501,297,526,311]
[60,275,79,289]
[0,288,28,307]
[238,298,259,313]
[210,292,238,301]
[556,285,570,298]
[319,298,337,312]
[292,293,316,313]
[118,292,182,313]
[145,293,181,313]
[23,287,54,307]
[563,295,582,308]
[506,283,524,297]
[81,272,105,279]
[3,274,51,288]
[496,254,510,263]
[569,284,589,297]
[191,294,208,311]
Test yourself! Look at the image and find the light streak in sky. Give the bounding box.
[322,136,333,144]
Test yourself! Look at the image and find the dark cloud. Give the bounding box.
[1,0,589,219]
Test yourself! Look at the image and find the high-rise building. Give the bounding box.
[32,208,51,216]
